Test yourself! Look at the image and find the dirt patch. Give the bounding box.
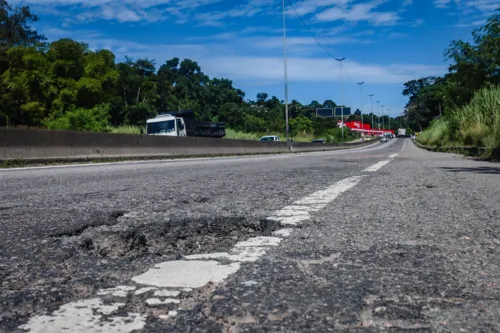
[68,215,280,259]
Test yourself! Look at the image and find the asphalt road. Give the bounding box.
[1,139,500,333]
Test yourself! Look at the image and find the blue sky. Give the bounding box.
[10,0,500,117]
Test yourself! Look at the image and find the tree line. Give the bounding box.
[402,9,500,131]
[0,0,403,137]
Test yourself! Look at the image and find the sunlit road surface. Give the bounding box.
[1,139,500,332]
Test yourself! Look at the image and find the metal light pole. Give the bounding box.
[335,57,346,140]
[387,109,391,132]
[282,0,290,147]
[376,101,380,131]
[381,105,385,132]
[369,94,374,136]
[357,82,364,137]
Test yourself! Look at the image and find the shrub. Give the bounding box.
[43,103,110,132]
[418,85,500,148]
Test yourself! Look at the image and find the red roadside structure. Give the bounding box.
[339,121,394,136]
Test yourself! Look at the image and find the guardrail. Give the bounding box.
[0,127,377,164]
[413,139,500,159]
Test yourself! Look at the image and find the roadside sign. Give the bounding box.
[334,107,351,116]
[316,108,334,117]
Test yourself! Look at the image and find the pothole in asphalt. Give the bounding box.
[52,210,127,237]
[66,216,281,259]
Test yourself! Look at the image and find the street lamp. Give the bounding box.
[369,94,374,136]
[357,82,364,137]
[376,101,380,130]
[335,57,346,140]
[282,0,290,147]
[381,105,385,131]
[387,109,391,131]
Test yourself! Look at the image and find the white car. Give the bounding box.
[260,135,280,142]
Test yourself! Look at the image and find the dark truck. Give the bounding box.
[146,110,226,138]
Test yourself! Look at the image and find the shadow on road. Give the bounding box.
[437,166,500,174]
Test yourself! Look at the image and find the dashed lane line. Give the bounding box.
[18,176,366,333]
[363,160,391,172]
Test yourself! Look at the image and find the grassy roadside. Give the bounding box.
[107,127,359,143]
[417,85,500,149]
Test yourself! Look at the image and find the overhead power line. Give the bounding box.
[287,0,355,83]
[286,0,338,59]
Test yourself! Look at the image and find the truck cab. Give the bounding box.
[146,115,186,136]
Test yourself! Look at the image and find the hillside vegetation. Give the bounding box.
[417,86,500,148]
[0,0,403,142]
[403,9,500,149]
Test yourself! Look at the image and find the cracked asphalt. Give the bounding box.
[1,139,500,332]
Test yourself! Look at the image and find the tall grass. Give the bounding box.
[107,125,144,135]
[417,85,500,148]
[224,129,323,142]
[106,126,359,143]
[224,129,261,140]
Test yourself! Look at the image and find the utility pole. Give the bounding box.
[369,94,374,136]
[387,109,391,131]
[376,101,380,131]
[282,0,290,147]
[335,57,346,140]
[357,82,364,137]
[381,105,385,132]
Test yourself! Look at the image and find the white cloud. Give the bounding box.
[252,36,373,48]
[433,0,453,8]
[9,0,229,23]
[410,18,425,26]
[314,1,400,26]
[197,56,445,84]
[465,0,500,12]
[285,0,352,16]
[454,18,488,26]
[434,0,500,12]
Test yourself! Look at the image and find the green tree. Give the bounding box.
[44,104,110,131]
[290,116,313,136]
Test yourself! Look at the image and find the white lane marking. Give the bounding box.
[131,261,240,288]
[135,287,157,295]
[270,176,363,226]
[234,236,281,247]
[363,160,391,172]
[389,153,398,159]
[272,228,294,237]
[146,298,180,306]
[19,174,365,331]
[186,246,269,262]
[97,285,136,297]
[242,280,258,286]
[19,298,146,333]
[159,310,178,319]
[153,290,181,297]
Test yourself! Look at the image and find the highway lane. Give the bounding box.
[1,138,499,332]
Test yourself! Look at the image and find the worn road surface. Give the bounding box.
[1,139,500,333]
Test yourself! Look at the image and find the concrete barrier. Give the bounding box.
[0,127,376,163]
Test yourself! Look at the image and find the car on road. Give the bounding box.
[380,136,388,143]
[260,135,280,142]
[312,139,326,143]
